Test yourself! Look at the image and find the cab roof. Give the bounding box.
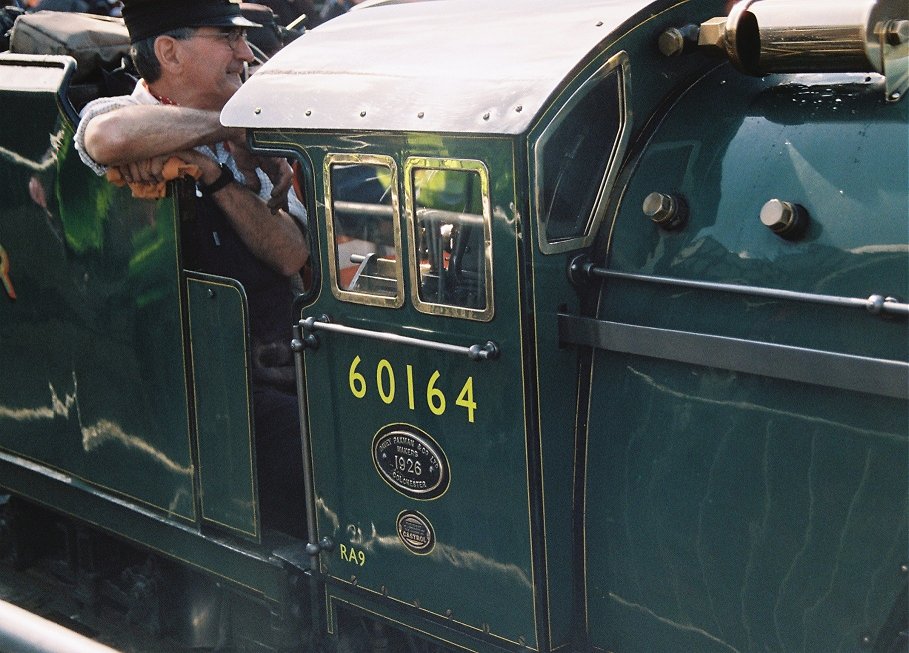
[222,0,658,135]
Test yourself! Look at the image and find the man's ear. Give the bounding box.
[153,36,183,73]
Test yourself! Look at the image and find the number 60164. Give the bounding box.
[348,356,477,423]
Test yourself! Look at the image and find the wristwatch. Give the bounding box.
[199,163,235,197]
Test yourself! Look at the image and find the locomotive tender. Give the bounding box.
[0,0,907,651]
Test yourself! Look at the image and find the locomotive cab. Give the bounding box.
[0,0,906,651]
[225,0,908,649]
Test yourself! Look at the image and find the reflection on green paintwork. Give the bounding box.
[0,109,194,519]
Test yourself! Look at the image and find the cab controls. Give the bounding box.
[643,192,688,230]
[759,199,809,240]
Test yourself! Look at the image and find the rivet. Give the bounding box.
[380,585,387,595]
[482,623,490,634]
[417,111,425,118]
[360,110,367,117]
[413,599,420,608]
[207,288,216,298]
[861,634,872,646]
[482,112,490,120]
[900,563,908,573]
[515,105,523,112]
[253,107,262,114]
[445,609,452,618]
[350,575,357,585]
[305,109,312,116]
[658,27,686,57]
[595,21,603,27]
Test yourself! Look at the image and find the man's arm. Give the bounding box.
[185,150,309,277]
[82,104,292,207]
[83,104,242,167]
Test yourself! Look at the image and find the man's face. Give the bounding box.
[176,27,254,110]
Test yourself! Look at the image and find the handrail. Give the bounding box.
[293,315,500,361]
[573,258,909,317]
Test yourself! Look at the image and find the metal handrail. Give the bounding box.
[576,260,909,317]
[294,315,500,361]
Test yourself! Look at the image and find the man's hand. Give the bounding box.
[227,141,293,214]
[168,149,221,183]
[258,156,293,214]
[110,153,175,185]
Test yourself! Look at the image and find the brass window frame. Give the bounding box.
[532,50,631,255]
[323,153,405,309]
[404,157,494,322]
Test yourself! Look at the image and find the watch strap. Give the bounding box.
[199,163,235,197]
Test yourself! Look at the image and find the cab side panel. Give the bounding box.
[0,59,195,520]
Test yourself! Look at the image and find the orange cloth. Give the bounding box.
[105,157,201,199]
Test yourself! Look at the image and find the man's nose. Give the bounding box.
[235,36,255,62]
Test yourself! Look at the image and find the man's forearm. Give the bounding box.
[84,105,242,166]
[212,181,309,277]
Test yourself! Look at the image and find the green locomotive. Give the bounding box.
[0,0,906,651]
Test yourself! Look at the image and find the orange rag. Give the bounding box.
[106,157,202,199]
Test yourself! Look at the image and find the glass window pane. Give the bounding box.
[534,58,626,251]
[411,167,488,313]
[327,159,401,304]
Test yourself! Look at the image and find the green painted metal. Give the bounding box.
[520,2,729,646]
[583,64,908,652]
[0,56,302,643]
[0,0,906,650]
[187,274,260,541]
[0,453,292,606]
[0,61,195,522]
[260,130,564,651]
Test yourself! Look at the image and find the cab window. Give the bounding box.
[405,158,493,322]
[533,52,629,253]
[324,154,403,308]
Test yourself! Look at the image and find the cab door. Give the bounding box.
[298,144,545,651]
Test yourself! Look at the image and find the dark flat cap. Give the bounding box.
[122,0,260,43]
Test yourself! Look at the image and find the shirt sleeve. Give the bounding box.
[73,95,140,176]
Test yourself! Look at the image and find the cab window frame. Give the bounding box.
[323,152,405,309]
[404,157,494,322]
[531,50,630,255]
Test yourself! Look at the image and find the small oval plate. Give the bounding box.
[396,510,435,555]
